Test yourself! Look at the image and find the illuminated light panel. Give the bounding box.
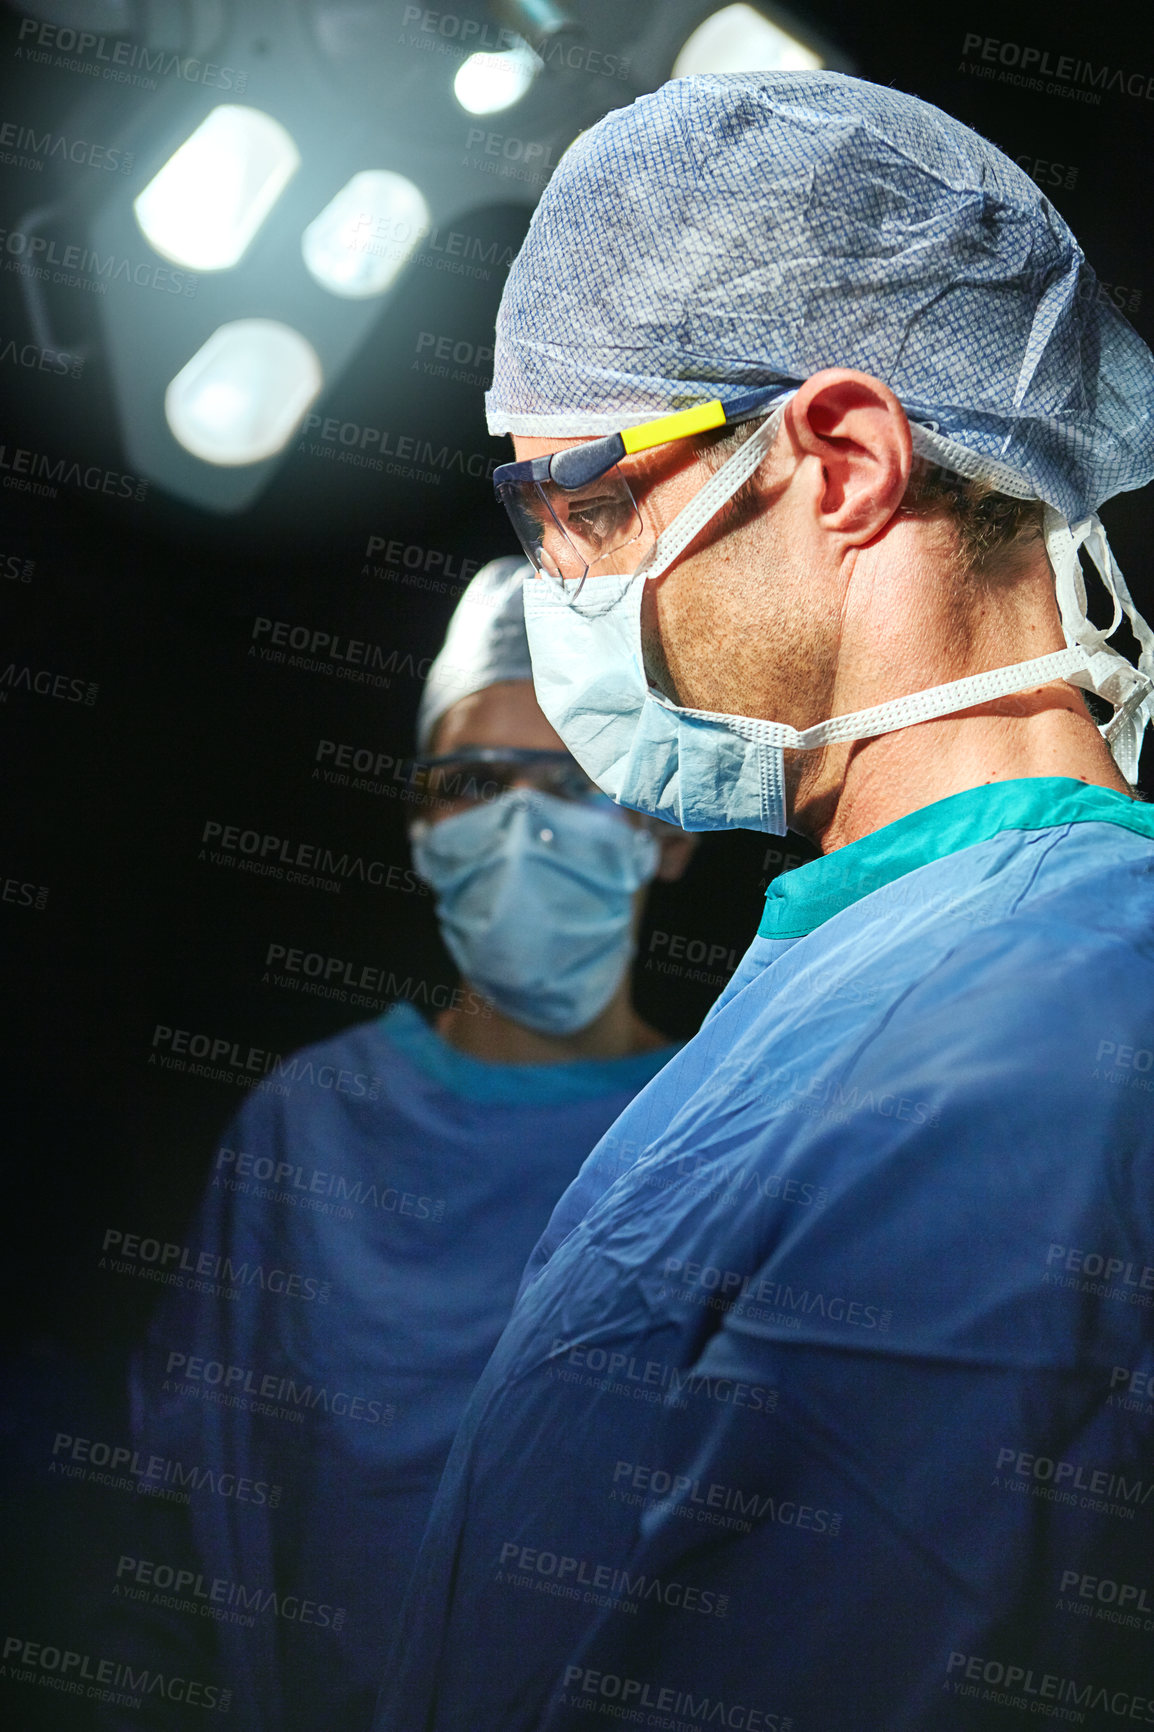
[673,4,824,76]
[165,320,322,466]
[134,106,300,271]
[301,169,431,299]
[454,39,542,114]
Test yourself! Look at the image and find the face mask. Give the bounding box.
[522,408,1150,833]
[410,789,659,1037]
[524,567,788,832]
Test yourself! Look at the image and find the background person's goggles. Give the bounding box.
[411,747,603,812]
[493,392,777,587]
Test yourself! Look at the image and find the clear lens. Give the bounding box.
[498,466,645,597]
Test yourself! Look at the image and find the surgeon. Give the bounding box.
[375,74,1154,1732]
[103,558,692,1732]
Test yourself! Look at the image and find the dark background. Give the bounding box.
[2,0,1153,1719]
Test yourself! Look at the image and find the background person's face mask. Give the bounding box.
[410,789,659,1036]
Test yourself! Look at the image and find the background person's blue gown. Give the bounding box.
[106,1003,679,1732]
[376,780,1154,1732]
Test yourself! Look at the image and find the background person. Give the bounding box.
[375,73,1154,1731]
[103,558,693,1732]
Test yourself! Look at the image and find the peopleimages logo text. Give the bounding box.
[961,32,1154,100]
[946,1651,1154,1722]
[2,1634,228,1713]
[15,16,247,91]
[0,226,196,295]
[101,1229,331,1303]
[115,1553,346,1631]
[164,1352,392,1426]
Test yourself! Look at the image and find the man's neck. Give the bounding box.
[793,687,1134,854]
[435,977,669,1065]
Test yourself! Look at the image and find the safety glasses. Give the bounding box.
[493,389,783,591]
[411,747,603,814]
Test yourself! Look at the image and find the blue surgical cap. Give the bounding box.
[486,71,1154,523]
[416,556,534,753]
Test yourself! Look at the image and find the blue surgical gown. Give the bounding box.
[376,779,1154,1732]
[107,1003,679,1731]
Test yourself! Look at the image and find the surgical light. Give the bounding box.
[134,106,300,271]
[492,0,576,40]
[301,170,431,298]
[165,320,322,466]
[454,39,543,115]
[673,4,824,76]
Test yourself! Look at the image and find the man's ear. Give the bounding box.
[653,826,698,883]
[783,368,912,544]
